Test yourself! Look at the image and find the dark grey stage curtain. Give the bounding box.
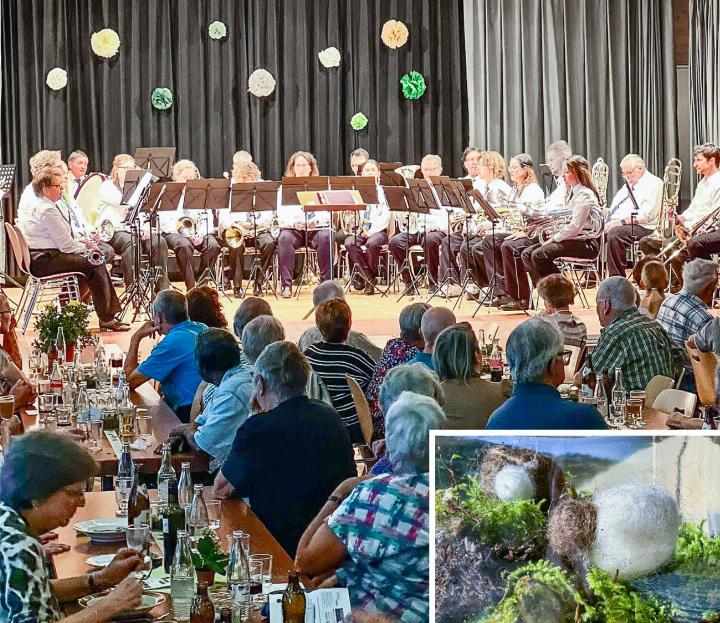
[690,0,720,191]
[0,0,469,190]
[463,0,677,197]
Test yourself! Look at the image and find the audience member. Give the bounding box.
[0,431,143,621]
[296,392,443,622]
[233,296,273,345]
[638,260,669,319]
[124,290,206,421]
[187,285,228,328]
[487,318,607,429]
[168,329,253,472]
[536,274,587,347]
[366,302,429,438]
[297,281,381,361]
[434,323,506,428]
[590,276,676,391]
[214,341,355,556]
[0,291,21,369]
[0,350,36,409]
[241,315,286,364]
[409,306,457,370]
[656,258,716,392]
[689,320,720,407]
[304,298,376,444]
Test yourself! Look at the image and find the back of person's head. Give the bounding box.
[187,285,227,329]
[597,276,637,313]
[538,274,576,310]
[195,328,241,379]
[254,341,309,399]
[506,317,563,384]
[385,392,446,475]
[29,149,62,176]
[154,289,189,325]
[683,258,718,297]
[379,363,445,414]
[399,302,430,346]
[242,315,285,364]
[639,260,669,319]
[315,298,351,344]
[233,297,273,340]
[0,431,97,511]
[432,323,479,383]
[312,280,345,308]
[420,307,457,350]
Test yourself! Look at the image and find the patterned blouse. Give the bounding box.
[0,501,64,622]
[327,473,429,622]
[366,338,418,439]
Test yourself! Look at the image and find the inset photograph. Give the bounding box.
[434,434,720,623]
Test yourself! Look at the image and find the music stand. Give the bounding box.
[133,147,176,180]
[230,181,281,298]
[0,164,20,288]
[142,181,184,292]
[378,162,405,187]
[406,178,441,295]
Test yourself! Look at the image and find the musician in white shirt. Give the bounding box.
[66,150,89,197]
[276,151,333,298]
[343,160,391,295]
[605,155,663,276]
[160,159,221,290]
[96,153,170,291]
[17,150,62,226]
[22,166,127,331]
[499,140,572,310]
[218,161,276,297]
[349,148,369,175]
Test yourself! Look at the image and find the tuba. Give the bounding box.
[591,157,609,209]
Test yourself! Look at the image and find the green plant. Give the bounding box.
[190,533,229,574]
[33,302,93,354]
[673,521,720,571]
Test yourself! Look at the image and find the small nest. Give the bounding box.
[478,446,565,509]
[548,496,598,559]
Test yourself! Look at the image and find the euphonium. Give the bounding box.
[223,224,245,248]
[394,164,421,180]
[176,215,197,237]
[96,219,115,242]
[83,248,106,266]
[591,158,610,209]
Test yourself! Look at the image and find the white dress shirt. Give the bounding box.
[680,170,720,230]
[607,170,663,228]
[425,185,465,233]
[361,186,391,237]
[22,196,85,253]
[96,180,130,232]
[553,184,601,242]
[508,182,545,207]
[16,184,42,226]
[276,189,331,230]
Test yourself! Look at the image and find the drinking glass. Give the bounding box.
[136,415,153,442]
[249,554,273,595]
[0,394,14,420]
[55,404,72,427]
[629,390,646,407]
[44,415,57,432]
[126,523,150,553]
[249,559,264,605]
[114,476,133,517]
[38,378,51,395]
[87,419,104,452]
[626,398,645,428]
[37,394,55,425]
[119,408,136,444]
[206,500,222,531]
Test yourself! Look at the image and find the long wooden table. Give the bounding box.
[21,383,209,476]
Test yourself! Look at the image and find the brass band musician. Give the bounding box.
[66,150,89,196]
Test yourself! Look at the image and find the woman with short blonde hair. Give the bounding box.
[171,159,201,182]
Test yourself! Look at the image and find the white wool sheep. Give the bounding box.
[494,465,537,502]
[588,482,680,579]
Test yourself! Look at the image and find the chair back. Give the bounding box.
[387,215,397,238]
[12,225,33,275]
[5,224,28,275]
[346,374,373,447]
[686,343,718,407]
[644,375,674,408]
[564,345,582,383]
[652,388,698,417]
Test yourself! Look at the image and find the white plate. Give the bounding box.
[85,553,115,568]
[80,591,165,618]
[74,518,127,543]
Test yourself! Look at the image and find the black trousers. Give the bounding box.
[387,232,421,284]
[501,236,537,302]
[344,231,388,278]
[521,239,600,284]
[481,232,513,289]
[29,250,121,321]
[164,232,221,290]
[606,224,653,276]
[227,233,276,288]
[424,230,446,284]
[457,235,489,287]
[108,231,170,291]
[440,232,465,284]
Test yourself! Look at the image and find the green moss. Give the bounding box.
[673,521,720,572]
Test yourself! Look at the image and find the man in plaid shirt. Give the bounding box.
[656,259,717,391]
[591,277,676,391]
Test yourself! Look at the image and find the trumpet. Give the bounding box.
[176,216,197,237]
[83,248,106,266]
[96,219,115,242]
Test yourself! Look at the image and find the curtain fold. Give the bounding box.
[463,0,677,197]
[1,0,469,191]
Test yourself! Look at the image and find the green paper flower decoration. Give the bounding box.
[151,87,173,110]
[208,20,227,40]
[350,112,368,131]
[400,71,427,100]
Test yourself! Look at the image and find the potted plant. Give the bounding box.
[33,301,93,361]
[191,531,229,586]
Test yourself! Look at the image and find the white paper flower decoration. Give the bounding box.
[46,67,68,91]
[318,47,341,68]
[381,19,409,49]
[208,20,227,40]
[248,69,276,98]
[91,28,121,58]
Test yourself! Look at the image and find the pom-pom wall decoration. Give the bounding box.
[400,71,426,100]
[350,113,368,131]
[46,68,68,91]
[381,19,409,49]
[208,21,227,40]
[91,28,121,58]
[151,87,173,110]
[248,69,276,98]
[318,47,341,68]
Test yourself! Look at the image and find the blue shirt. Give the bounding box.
[409,351,435,370]
[486,383,608,430]
[138,320,207,413]
[194,364,254,472]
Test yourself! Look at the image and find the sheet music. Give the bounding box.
[123,171,157,207]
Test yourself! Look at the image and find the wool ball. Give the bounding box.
[588,482,680,579]
[494,465,536,502]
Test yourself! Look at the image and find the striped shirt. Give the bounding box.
[303,342,375,444]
